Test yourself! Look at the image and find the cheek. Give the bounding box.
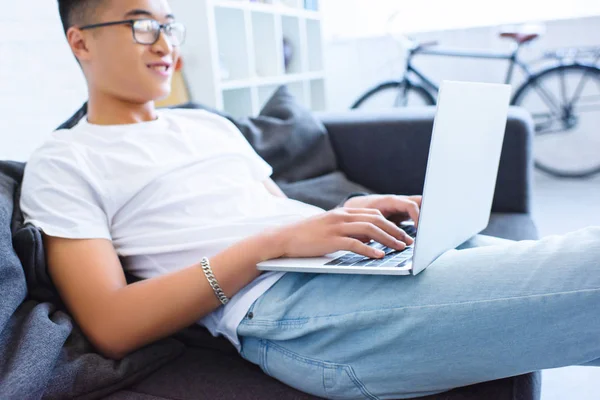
[108,47,148,83]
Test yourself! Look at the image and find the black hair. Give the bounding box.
[57,0,104,34]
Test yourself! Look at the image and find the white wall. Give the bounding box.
[0,1,87,162]
[324,15,600,111]
[1,1,598,162]
[321,0,600,40]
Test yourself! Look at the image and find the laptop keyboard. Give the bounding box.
[325,224,418,268]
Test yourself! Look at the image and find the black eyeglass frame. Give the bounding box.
[79,19,186,46]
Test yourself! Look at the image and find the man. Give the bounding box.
[20,1,600,398]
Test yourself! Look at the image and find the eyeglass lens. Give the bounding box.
[133,19,185,46]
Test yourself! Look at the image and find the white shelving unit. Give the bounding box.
[170,0,326,118]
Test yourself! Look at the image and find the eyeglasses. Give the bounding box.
[79,19,186,46]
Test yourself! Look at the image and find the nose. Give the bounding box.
[151,29,174,56]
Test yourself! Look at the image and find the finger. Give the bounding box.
[348,213,414,245]
[408,195,422,207]
[388,213,410,225]
[342,207,382,216]
[386,197,420,225]
[402,200,420,228]
[350,235,372,243]
[337,238,385,259]
[341,222,408,251]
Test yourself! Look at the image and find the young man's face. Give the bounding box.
[74,0,181,104]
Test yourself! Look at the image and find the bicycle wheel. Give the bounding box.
[512,64,600,178]
[351,81,436,110]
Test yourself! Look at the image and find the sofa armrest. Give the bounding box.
[318,107,534,214]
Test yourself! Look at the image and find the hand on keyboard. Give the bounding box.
[268,207,414,261]
[324,224,418,268]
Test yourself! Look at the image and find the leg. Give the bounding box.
[237,227,600,399]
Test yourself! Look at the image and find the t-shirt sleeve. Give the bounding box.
[20,146,112,240]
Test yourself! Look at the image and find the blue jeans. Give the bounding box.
[236,228,600,399]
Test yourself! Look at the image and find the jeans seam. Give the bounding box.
[245,287,600,323]
[265,340,377,398]
[266,339,334,368]
[342,364,380,400]
[259,339,269,376]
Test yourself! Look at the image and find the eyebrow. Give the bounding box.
[124,9,175,19]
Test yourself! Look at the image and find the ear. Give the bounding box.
[66,27,92,62]
[174,57,183,72]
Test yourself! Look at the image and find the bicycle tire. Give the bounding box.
[351,80,436,109]
[512,63,600,178]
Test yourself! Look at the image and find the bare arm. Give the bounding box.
[46,196,416,360]
[48,178,283,360]
[45,232,280,360]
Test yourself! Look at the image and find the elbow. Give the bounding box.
[92,334,128,361]
[86,321,130,361]
[99,344,127,361]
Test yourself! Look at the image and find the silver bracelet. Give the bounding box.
[200,257,229,305]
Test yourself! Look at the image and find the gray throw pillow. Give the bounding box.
[233,85,338,183]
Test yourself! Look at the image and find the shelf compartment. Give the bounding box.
[215,7,251,81]
[222,87,254,118]
[251,11,281,78]
[287,81,309,107]
[306,19,323,72]
[310,79,326,111]
[281,16,304,74]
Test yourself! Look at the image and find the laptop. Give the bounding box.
[257,80,512,276]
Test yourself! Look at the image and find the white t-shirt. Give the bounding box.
[20,108,325,352]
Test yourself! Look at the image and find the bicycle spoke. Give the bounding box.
[575,104,600,113]
[394,87,407,107]
[559,67,569,105]
[536,127,573,135]
[534,118,563,134]
[572,94,600,112]
[531,81,563,116]
[530,113,556,123]
[516,65,600,177]
[568,69,595,108]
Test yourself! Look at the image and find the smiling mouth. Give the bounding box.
[149,64,171,73]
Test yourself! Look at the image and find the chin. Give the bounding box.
[150,83,173,101]
[154,89,172,101]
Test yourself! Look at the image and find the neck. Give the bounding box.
[87,89,158,125]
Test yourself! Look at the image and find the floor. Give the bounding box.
[531,171,600,400]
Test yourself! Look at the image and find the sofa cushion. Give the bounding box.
[115,348,321,400]
[277,170,374,210]
[483,213,539,241]
[108,345,541,400]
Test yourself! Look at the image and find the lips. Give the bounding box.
[147,61,173,77]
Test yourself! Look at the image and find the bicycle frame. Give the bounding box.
[404,44,535,95]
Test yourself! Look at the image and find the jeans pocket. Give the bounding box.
[260,339,378,400]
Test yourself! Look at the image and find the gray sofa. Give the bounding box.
[0,107,541,399]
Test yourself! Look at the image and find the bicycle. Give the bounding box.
[351,24,600,179]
